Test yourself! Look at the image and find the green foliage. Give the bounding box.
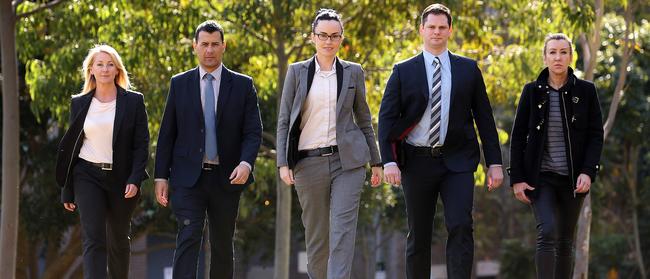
[499,238,535,279]
[12,0,649,276]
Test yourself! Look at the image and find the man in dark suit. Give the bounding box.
[378,4,503,278]
[154,20,262,279]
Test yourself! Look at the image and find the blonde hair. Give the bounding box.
[543,33,573,56]
[80,45,130,94]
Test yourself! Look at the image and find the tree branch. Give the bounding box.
[206,1,274,48]
[15,0,65,18]
[603,1,636,140]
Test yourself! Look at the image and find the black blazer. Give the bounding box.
[55,86,150,202]
[378,51,502,172]
[154,66,262,191]
[509,67,603,190]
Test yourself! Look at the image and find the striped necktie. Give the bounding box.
[428,57,442,147]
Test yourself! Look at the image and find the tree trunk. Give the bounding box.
[0,2,21,277]
[572,0,603,277]
[625,144,646,279]
[273,1,291,276]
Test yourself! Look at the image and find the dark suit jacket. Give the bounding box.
[55,86,150,202]
[276,56,381,170]
[378,51,502,172]
[154,66,262,191]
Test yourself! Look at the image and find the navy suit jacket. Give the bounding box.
[378,51,502,172]
[154,66,262,191]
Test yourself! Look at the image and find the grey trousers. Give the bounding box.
[293,152,366,279]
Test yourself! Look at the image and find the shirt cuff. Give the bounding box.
[488,164,502,168]
[240,161,252,171]
[154,178,168,182]
[384,162,398,167]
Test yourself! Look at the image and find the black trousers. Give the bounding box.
[531,172,585,279]
[170,166,242,279]
[73,160,139,279]
[401,145,475,279]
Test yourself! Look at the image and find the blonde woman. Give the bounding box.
[55,45,149,279]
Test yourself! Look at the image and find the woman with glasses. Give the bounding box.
[509,33,603,278]
[276,8,382,279]
[55,45,149,279]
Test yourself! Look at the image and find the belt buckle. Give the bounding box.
[430,145,443,157]
[101,164,112,171]
[320,147,334,157]
[203,164,213,170]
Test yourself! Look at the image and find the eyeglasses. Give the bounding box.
[314,32,342,42]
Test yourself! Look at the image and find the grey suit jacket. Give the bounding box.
[277,56,381,171]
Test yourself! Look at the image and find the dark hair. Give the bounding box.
[311,8,343,34]
[194,20,224,42]
[421,3,452,27]
[543,33,573,56]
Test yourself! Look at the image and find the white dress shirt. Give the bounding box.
[298,59,338,150]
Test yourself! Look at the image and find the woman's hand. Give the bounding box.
[124,184,138,198]
[279,166,294,185]
[370,166,383,187]
[513,182,535,204]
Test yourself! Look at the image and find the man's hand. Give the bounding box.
[486,165,504,191]
[384,165,401,186]
[155,180,169,207]
[513,182,535,204]
[279,166,294,185]
[370,166,383,187]
[575,173,591,194]
[63,203,76,212]
[230,164,251,185]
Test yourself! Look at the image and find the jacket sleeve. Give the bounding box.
[470,62,502,166]
[352,65,382,166]
[508,84,532,185]
[61,99,77,203]
[580,83,604,181]
[378,64,402,164]
[239,78,263,169]
[154,78,178,179]
[276,65,297,168]
[127,93,150,186]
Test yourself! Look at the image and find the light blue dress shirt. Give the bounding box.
[406,49,452,147]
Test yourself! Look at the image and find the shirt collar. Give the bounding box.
[423,48,449,68]
[314,57,337,74]
[199,64,223,81]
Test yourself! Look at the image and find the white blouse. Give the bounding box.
[78,97,116,164]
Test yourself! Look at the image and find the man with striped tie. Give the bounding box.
[378,4,503,279]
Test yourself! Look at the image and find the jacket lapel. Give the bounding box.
[415,53,430,101]
[112,86,128,146]
[336,59,351,116]
[189,67,204,128]
[289,58,313,127]
[449,51,460,108]
[216,66,233,124]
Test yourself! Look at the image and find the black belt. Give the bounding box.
[81,159,113,170]
[202,163,219,170]
[406,144,443,157]
[298,145,338,158]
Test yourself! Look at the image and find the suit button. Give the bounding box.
[199,148,203,152]
[200,129,204,133]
